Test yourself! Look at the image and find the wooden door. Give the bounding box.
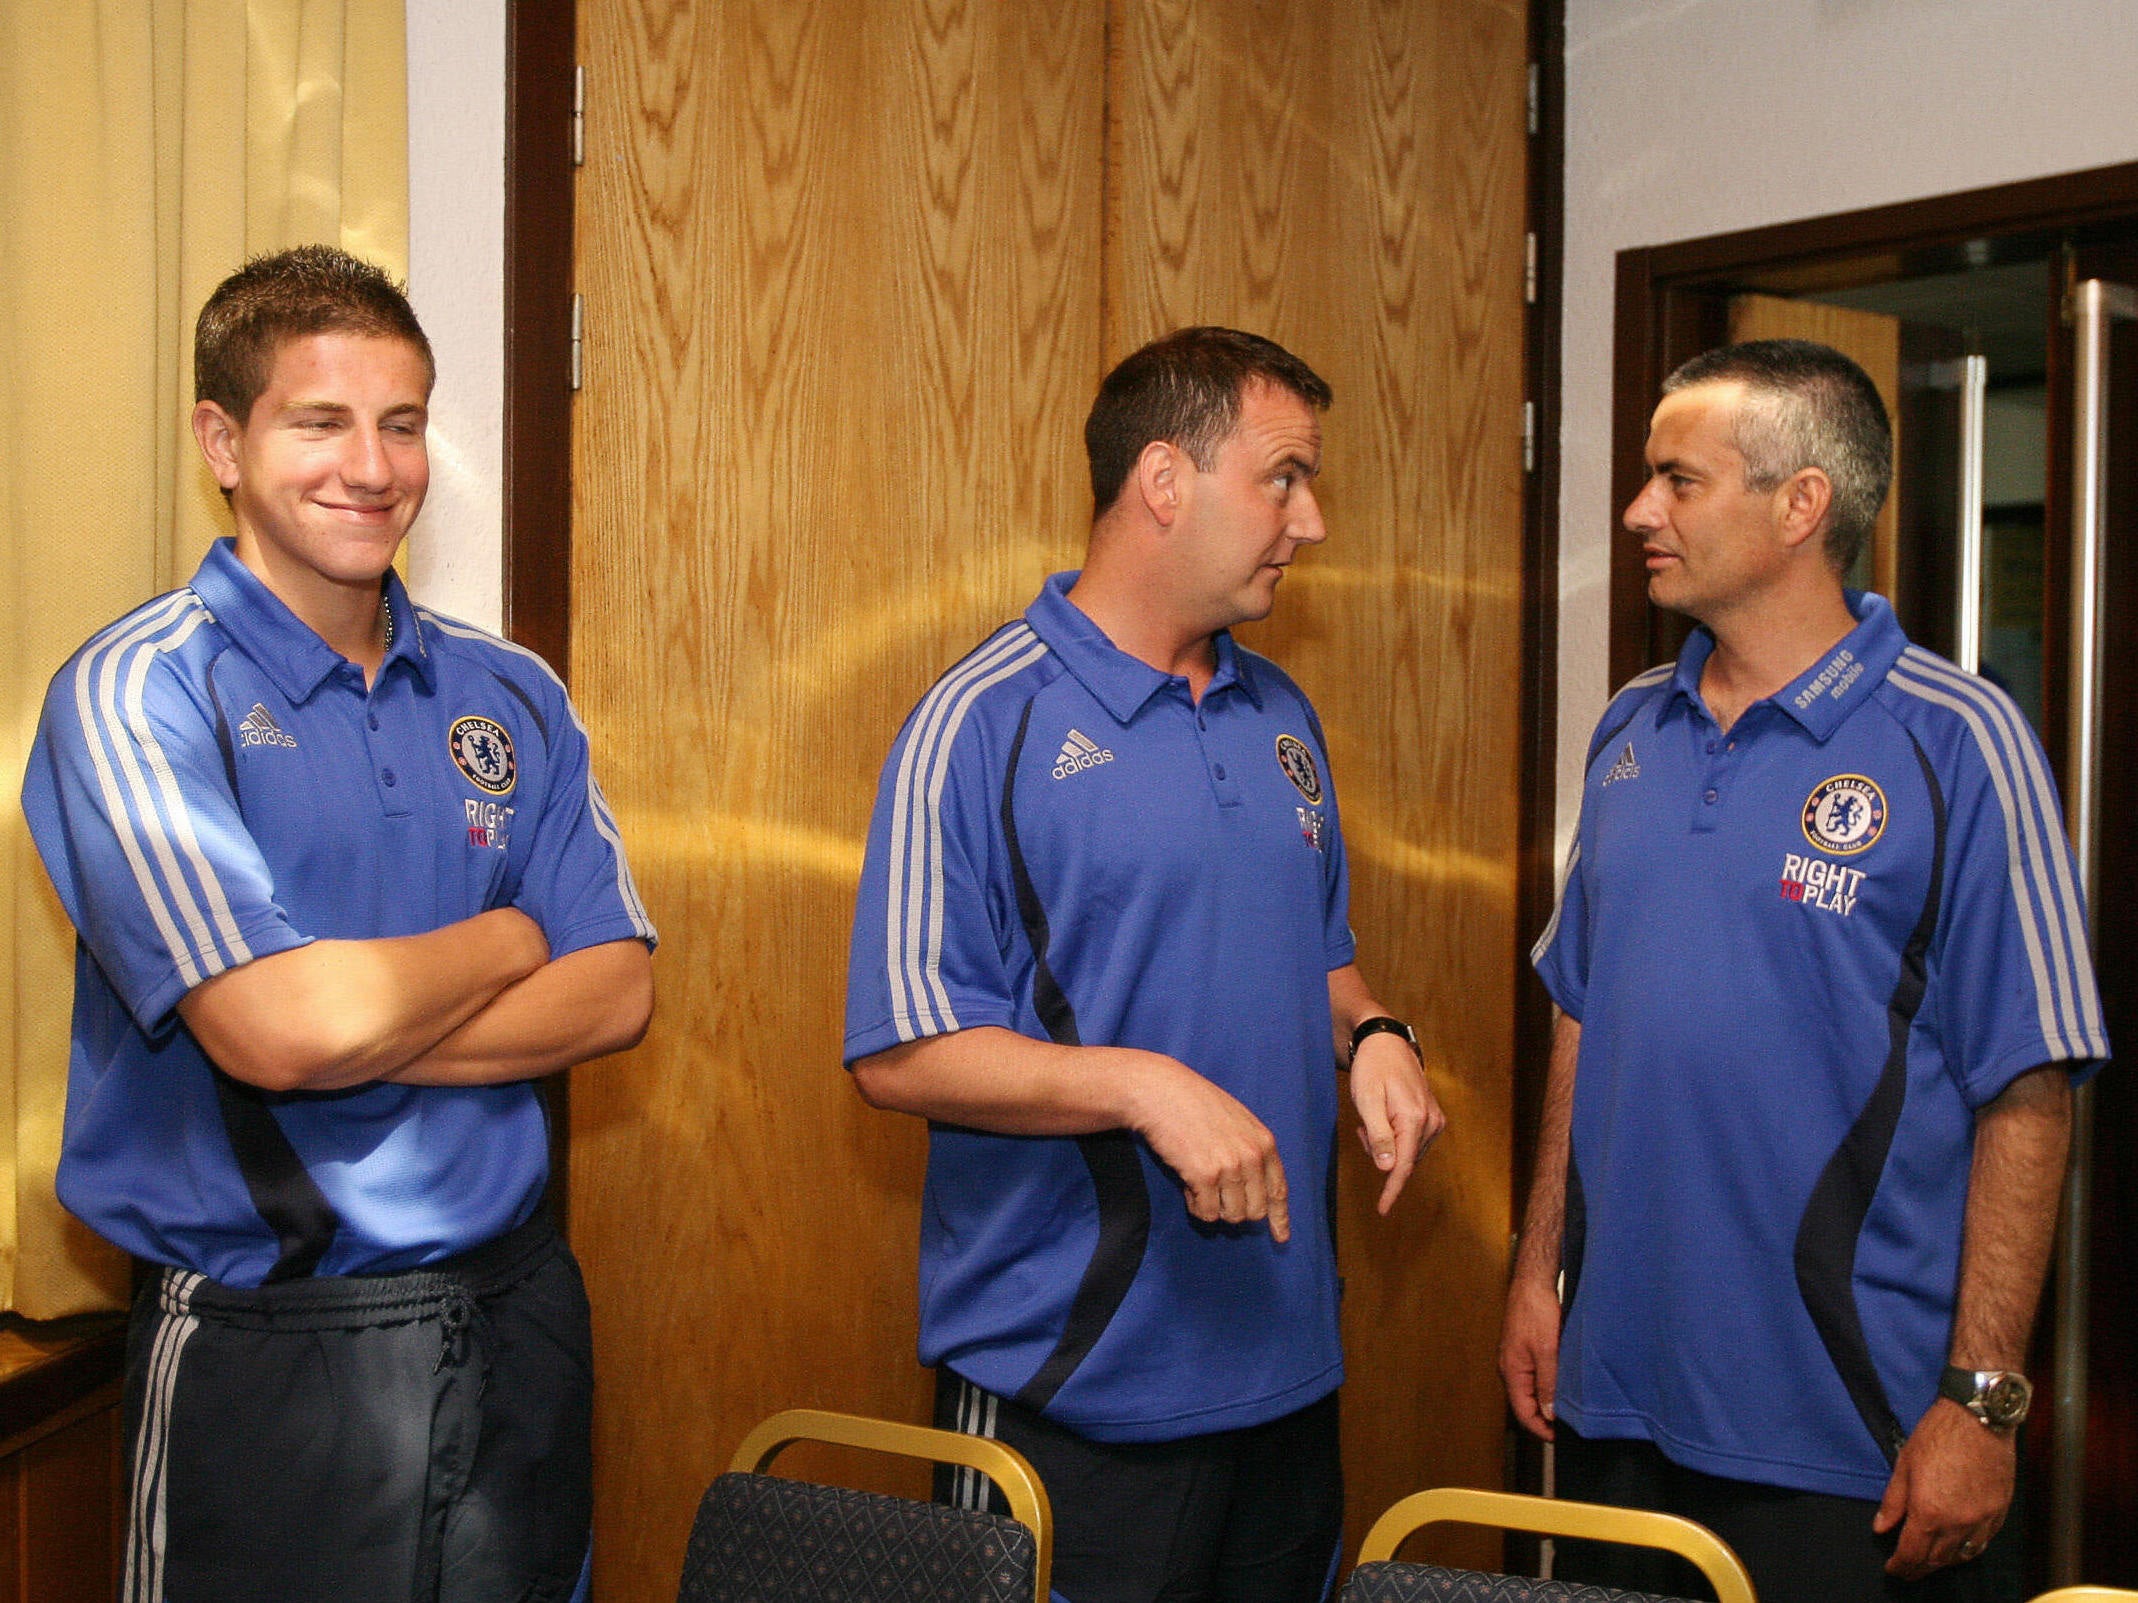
[570,2,1528,1591]
[1104,0,1528,1563]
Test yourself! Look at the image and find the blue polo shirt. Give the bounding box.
[1535,592,2106,1499]
[846,573,1354,1442]
[22,540,655,1287]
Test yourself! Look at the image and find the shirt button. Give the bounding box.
[382,769,397,787]
[1214,764,1227,780]
[368,713,380,731]
[1704,788,1718,804]
[1706,740,1716,753]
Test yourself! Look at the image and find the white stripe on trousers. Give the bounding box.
[952,1376,1001,1511]
[125,1270,203,1603]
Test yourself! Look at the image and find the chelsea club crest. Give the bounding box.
[449,716,517,796]
[1276,734,1323,804]
[1801,774,1886,855]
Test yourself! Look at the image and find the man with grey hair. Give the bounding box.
[1502,339,2105,1601]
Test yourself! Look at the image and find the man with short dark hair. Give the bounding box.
[846,326,1443,1603]
[22,244,655,1602]
[1502,339,2106,1603]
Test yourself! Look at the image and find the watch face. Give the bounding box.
[1982,1373,2031,1426]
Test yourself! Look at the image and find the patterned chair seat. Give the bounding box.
[679,1470,1039,1603]
[1345,1560,1699,1603]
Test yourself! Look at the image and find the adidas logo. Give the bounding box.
[1051,728,1114,780]
[1601,740,1639,786]
[237,703,299,750]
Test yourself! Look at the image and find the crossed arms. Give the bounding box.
[850,961,1445,1240]
[179,912,653,1093]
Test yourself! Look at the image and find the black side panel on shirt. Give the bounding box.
[999,697,1152,1413]
[1793,734,1946,1464]
[200,650,344,1283]
[1561,1155,1588,1319]
[208,1073,341,1282]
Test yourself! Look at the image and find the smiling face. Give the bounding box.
[193,331,432,608]
[1176,380,1327,631]
[1623,380,1793,627]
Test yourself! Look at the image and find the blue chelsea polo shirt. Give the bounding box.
[1535,592,2107,1499]
[846,573,1354,1442]
[23,540,654,1286]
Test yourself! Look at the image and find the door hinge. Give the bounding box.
[570,294,584,393]
[1525,232,1538,304]
[1527,63,1540,137]
[1522,400,1535,474]
[572,65,585,167]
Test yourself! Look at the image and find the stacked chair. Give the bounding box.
[1343,1487,1757,1603]
[677,1408,1051,1603]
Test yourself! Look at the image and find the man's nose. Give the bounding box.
[342,426,393,489]
[1290,484,1328,545]
[1624,479,1664,532]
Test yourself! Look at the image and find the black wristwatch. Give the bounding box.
[1937,1365,2032,1434]
[1348,1015,1420,1066]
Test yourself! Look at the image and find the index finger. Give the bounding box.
[1375,1141,1418,1215]
[1264,1149,1291,1244]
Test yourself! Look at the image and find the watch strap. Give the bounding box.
[1349,1015,1419,1063]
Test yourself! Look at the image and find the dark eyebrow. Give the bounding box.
[1277,453,1320,479]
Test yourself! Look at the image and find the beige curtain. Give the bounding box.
[0,0,408,1317]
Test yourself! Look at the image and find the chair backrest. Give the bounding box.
[2031,1590,2138,1601]
[1356,1487,1757,1603]
[677,1407,1051,1603]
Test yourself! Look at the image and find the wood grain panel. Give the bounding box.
[1109,0,1530,1569]
[12,1400,119,1603]
[575,0,1529,1589]
[570,1,1105,1594]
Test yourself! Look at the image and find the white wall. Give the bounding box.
[405,0,508,632]
[1557,0,2138,852]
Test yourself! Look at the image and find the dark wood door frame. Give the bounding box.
[1610,159,2138,689]
[504,0,577,680]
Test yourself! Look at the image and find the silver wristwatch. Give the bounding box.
[1937,1366,2032,1434]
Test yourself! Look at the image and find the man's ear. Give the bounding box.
[1133,439,1186,528]
[1776,466,1835,554]
[192,400,245,492]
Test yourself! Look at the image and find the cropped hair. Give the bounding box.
[195,245,433,421]
[1085,327,1332,515]
[1664,339,1892,573]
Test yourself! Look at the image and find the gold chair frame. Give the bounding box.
[727,1407,1053,1603]
[1358,1486,1757,1603]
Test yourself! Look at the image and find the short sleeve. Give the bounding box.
[1931,704,2108,1103]
[508,672,656,959]
[20,642,309,1035]
[1532,817,1590,1020]
[845,696,1017,1064]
